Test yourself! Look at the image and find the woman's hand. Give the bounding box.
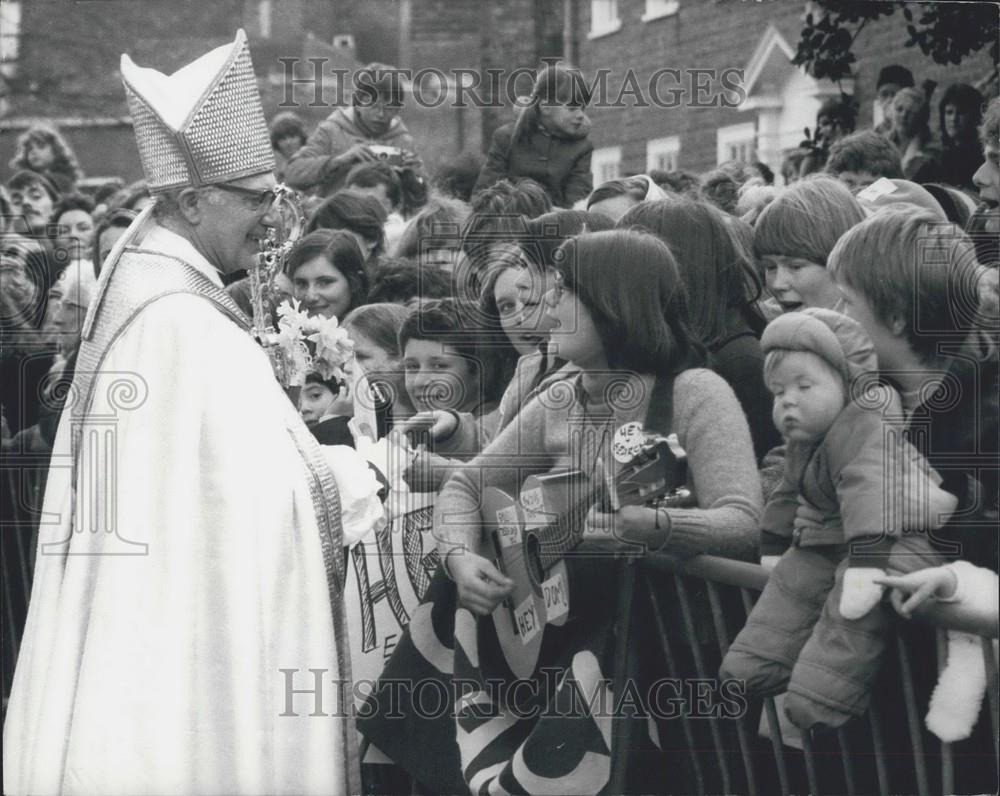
[874,567,959,618]
[581,505,663,555]
[448,551,513,615]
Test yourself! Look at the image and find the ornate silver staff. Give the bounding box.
[250,183,304,388]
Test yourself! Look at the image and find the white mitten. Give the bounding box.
[839,567,885,619]
[926,630,988,742]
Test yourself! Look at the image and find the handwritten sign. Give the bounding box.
[514,596,540,645]
[495,505,522,548]
[542,571,569,622]
[520,487,547,530]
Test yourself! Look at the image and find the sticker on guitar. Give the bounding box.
[542,571,569,621]
[514,595,540,644]
[612,421,646,463]
[495,505,521,548]
[520,487,548,530]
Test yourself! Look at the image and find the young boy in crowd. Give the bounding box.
[300,371,354,446]
[824,130,903,194]
[395,298,514,491]
[720,307,958,731]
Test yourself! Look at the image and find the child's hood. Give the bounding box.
[761,307,880,386]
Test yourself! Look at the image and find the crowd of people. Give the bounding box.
[2,50,998,796]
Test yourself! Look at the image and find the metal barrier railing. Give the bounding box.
[623,553,1000,796]
[3,460,997,796]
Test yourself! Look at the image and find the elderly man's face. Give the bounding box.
[195,173,278,274]
[9,181,54,235]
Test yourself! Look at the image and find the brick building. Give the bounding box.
[2,1,995,187]
[570,0,998,184]
[0,0,562,183]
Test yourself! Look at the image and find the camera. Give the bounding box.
[366,144,404,164]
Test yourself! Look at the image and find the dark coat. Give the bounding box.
[902,338,1000,571]
[284,107,421,196]
[473,121,593,208]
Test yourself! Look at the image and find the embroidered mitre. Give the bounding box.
[120,29,275,193]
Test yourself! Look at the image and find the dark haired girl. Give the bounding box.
[938,83,985,192]
[619,199,779,462]
[9,124,83,193]
[285,229,369,320]
[360,230,762,794]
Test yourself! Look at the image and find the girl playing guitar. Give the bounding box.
[439,229,763,615]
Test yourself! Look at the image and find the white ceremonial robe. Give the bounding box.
[3,226,382,796]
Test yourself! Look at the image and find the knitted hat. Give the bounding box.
[877,65,914,90]
[856,178,947,221]
[761,307,878,387]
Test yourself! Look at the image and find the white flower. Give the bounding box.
[307,315,354,381]
[276,298,312,336]
[269,300,354,386]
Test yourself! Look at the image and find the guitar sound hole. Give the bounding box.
[524,533,545,592]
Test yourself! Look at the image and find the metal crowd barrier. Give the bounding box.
[3,459,998,796]
[609,554,1000,796]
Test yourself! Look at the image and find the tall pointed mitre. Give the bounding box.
[121,29,275,193]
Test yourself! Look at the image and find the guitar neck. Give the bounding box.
[530,439,679,571]
[532,481,607,570]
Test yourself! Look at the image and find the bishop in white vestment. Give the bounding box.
[3,31,380,796]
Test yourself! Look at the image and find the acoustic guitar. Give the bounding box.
[479,436,691,679]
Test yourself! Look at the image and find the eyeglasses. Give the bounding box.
[213,183,277,213]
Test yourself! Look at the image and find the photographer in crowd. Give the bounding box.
[285,62,425,198]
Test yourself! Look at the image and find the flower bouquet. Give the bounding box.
[263,299,354,395]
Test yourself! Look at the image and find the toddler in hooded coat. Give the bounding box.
[720,308,958,730]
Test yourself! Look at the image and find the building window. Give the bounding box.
[716,122,757,165]
[642,0,679,22]
[258,0,272,39]
[646,135,680,173]
[592,146,622,185]
[0,0,22,76]
[588,0,622,39]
